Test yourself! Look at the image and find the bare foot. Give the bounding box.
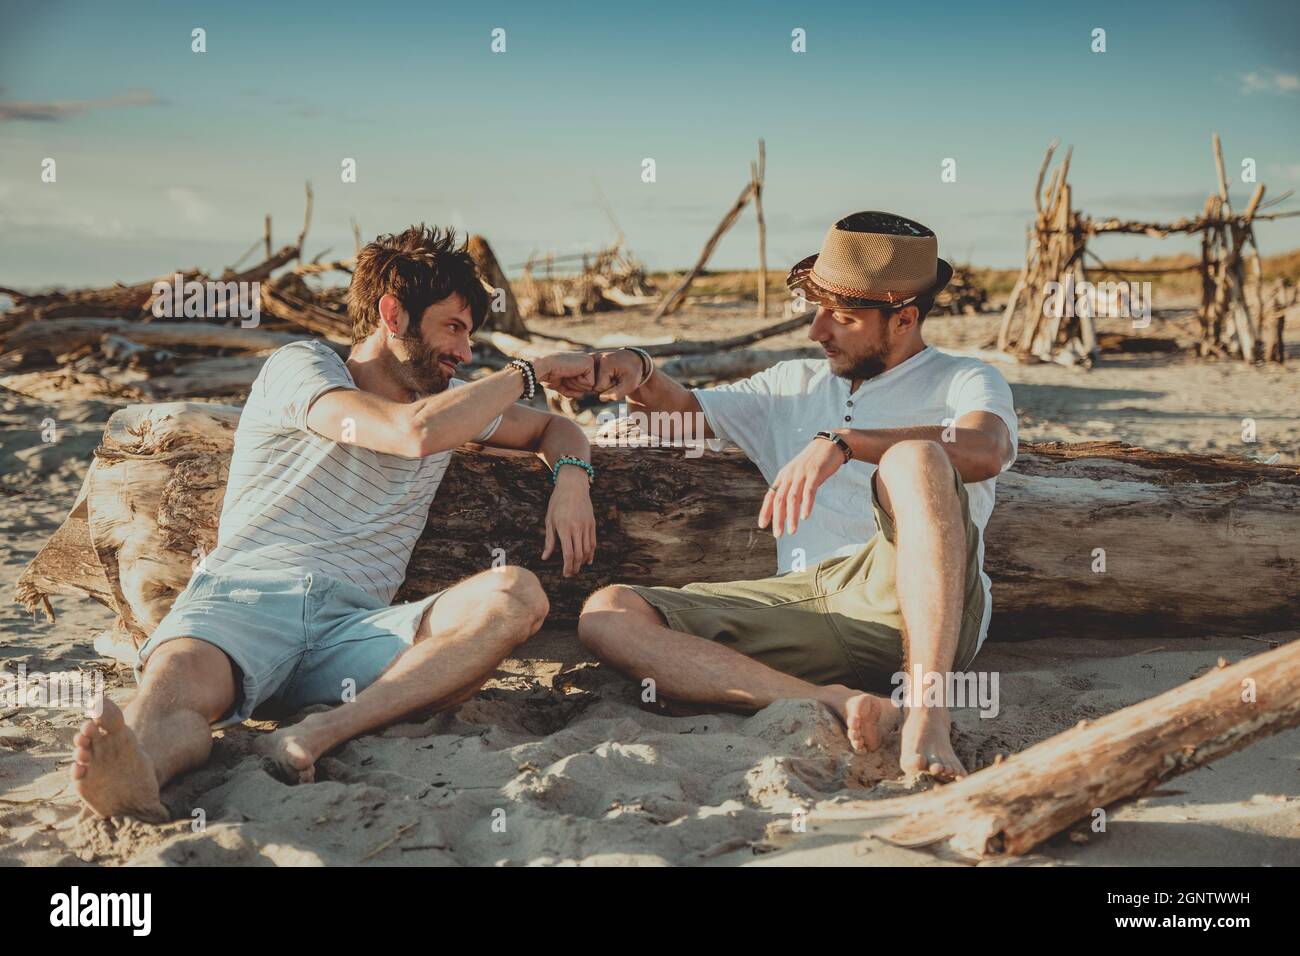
[898,708,966,782]
[72,697,168,821]
[257,725,323,784]
[826,686,901,753]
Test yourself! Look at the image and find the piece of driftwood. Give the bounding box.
[521,313,814,359]
[658,347,818,382]
[468,235,529,337]
[258,274,351,343]
[15,405,1300,649]
[0,318,320,357]
[480,328,818,382]
[652,179,756,320]
[752,139,768,319]
[0,318,345,402]
[800,637,1300,859]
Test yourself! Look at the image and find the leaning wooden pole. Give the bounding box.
[802,637,1300,860]
[652,178,755,320]
[752,139,768,319]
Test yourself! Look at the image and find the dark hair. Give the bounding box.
[892,291,936,323]
[347,225,488,344]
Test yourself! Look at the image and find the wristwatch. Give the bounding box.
[814,430,852,462]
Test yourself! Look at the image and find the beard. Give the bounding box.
[389,333,455,397]
[826,343,889,383]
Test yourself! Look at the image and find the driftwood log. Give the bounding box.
[800,636,1300,859]
[14,404,1300,650]
[468,235,530,337]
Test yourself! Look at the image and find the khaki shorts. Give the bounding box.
[625,463,986,693]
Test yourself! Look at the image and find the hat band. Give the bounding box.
[809,267,922,304]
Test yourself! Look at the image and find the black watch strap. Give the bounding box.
[814,430,852,462]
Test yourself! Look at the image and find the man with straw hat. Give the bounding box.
[579,212,1018,781]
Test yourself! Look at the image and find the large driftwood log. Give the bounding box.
[800,636,1300,859]
[14,404,1300,647]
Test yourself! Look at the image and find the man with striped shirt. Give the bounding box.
[73,226,598,820]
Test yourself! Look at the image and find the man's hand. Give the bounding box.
[543,467,596,576]
[758,438,846,538]
[592,349,648,401]
[534,352,595,398]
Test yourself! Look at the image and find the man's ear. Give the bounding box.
[378,293,407,336]
[891,304,920,334]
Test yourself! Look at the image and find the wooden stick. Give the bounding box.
[1213,131,1231,211]
[802,638,1300,860]
[652,179,755,320]
[1032,139,1060,213]
[753,138,768,319]
[295,181,313,265]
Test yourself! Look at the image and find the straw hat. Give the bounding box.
[787,211,952,310]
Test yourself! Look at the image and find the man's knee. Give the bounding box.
[475,566,550,635]
[144,638,231,682]
[577,585,652,652]
[878,439,948,483]
[139,638,236,719]
[878,440,956,499]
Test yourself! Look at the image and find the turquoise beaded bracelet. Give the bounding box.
[552,455,595,484]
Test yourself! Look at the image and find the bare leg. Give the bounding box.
[875,440,968,781]
[73,638,238,820]
[262,567,548,783]
[578,587,898,752]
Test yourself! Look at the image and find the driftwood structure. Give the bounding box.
[514,241,654,318]
[998,134,1298,365]
[16,403,1300,651]
[800,635,1300,859]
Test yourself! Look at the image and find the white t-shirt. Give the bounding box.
[694,346,1018,648]
[205,341,502,603]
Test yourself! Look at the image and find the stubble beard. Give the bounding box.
[389,334,452,397]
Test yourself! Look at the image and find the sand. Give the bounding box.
[1,308,1297,866]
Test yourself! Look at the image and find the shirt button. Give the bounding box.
[846,400,853,407]
[844,416,852,422]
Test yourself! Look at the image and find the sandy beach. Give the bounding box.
[2,308,1297,867]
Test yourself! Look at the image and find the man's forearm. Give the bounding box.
[536,415,592,473]
[836,425,1004,482]
[624,365,714,442]
[406,365,529,455]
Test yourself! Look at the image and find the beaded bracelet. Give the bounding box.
[507,358,537,400]
[625,347,654,388]
[552,455,595,484]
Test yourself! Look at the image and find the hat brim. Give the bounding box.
[785,254,953,311]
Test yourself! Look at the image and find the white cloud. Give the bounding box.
[165,187,213,225]
[1239,70,1300,95]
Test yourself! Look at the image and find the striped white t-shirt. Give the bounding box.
[205,341,501,603]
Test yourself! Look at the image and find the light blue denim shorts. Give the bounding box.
[136,568,443,728]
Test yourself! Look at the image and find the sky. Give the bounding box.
[1,0,1298,289]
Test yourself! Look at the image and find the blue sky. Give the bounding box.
[1,0,1298,288]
